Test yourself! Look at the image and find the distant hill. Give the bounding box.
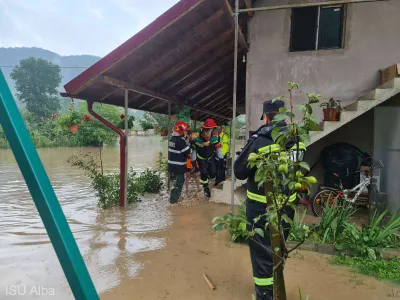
[0,47,100,103]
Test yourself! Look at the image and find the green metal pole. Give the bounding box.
[0,70,98,300]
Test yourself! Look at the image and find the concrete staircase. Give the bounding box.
[308,78,400,146]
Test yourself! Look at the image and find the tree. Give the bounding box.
[75,102,121,146]
[143,112,170,133]
[139,120,153,132]
[248,83,320,299]
[11,57,62,120]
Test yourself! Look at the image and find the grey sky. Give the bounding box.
[0,0,180,57]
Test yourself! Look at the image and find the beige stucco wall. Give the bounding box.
[246,0,400,132]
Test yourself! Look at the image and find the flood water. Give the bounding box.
[0,136,170,299]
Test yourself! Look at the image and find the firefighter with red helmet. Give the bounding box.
[191,119,223,198]
[168,121,190,203]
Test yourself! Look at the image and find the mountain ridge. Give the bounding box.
[0,47,100,100]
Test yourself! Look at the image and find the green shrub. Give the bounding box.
[212,202,249,243]
[135,168,163,194]
[156,151,168,177]
[334,256,400,282]
[336,210,400,259]
[311,201,356,244]
[288,209,311,242]
[68,154,163,209]
[68,155,144,209]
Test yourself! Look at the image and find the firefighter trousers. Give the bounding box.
[246,199,294,300]
[198,158,216,187]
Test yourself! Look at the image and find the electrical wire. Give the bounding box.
[0,66,89,69]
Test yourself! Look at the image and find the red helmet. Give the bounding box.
[173,121,190,135]
[202,119,218,129]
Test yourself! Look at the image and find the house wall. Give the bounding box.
[246,0,400,132]
[374,105,400,214]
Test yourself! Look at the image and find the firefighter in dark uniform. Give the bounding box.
[234,100,306,300]
[168,121,190,204]
[192,119,223,198]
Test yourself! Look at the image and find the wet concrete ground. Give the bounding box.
[0,137,398,299]
[101,195,398,300]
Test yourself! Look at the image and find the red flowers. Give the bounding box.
[51,113,58,120]
[82,114,93,122]
[120,114,125,120]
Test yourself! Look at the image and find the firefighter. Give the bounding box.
[168,121,190,204]
[217,125,230,157]
[234,100,306,300]
[184,130,201,194]
[192,119,223,198]
[216,125,230,185]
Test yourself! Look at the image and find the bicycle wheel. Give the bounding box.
[311,189,342,217]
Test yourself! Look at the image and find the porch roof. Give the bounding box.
[62,0,252,124]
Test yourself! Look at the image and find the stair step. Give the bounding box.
[344,101,358,111]
[308,85,400,146]
[379,78,400,89]
[358,88,400,101]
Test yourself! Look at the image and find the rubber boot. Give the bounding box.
[204,186,211,198]
[170,188,180,204]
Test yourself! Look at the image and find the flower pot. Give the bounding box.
[323,108,331,121]
[331,108,340,121]
[323,108,340,121]
[69,124,79,133]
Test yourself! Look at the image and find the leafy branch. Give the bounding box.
[247,82,321,299]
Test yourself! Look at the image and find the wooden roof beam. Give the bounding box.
[99,75,231,120]
[128,29,235,104]
[127,9,227,84]
[221,0,248,50]
[244,0,254,17]
[238,0,388,13]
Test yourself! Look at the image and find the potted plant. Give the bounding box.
[160,128,169,137]
[320,98,343,121]
[117,114,135,130]
[60,106,81,133]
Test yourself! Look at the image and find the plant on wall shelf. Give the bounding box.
[320,98,343,121]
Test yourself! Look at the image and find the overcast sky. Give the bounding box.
[0,0,180,57]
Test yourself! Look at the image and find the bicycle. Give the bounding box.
[311,160,384,217]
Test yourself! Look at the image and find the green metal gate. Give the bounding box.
[0,70,98,299]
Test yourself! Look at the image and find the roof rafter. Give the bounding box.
[99,75,231,120]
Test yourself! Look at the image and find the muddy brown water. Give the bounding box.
[0,136,170,299]
[0,136,398,299]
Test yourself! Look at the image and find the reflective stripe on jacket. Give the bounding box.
[168,134,190,174]
[234,122,306,205]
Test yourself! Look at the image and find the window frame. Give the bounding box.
[289,4,346,52]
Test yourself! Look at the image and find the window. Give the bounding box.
[290,5,344,52]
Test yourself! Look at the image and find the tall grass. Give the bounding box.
[314,201,356,243]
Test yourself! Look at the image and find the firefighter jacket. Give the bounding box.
[168,133,190,174]
[234,122,306,204]
[192,134,223,161]
[219,130,230,157]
